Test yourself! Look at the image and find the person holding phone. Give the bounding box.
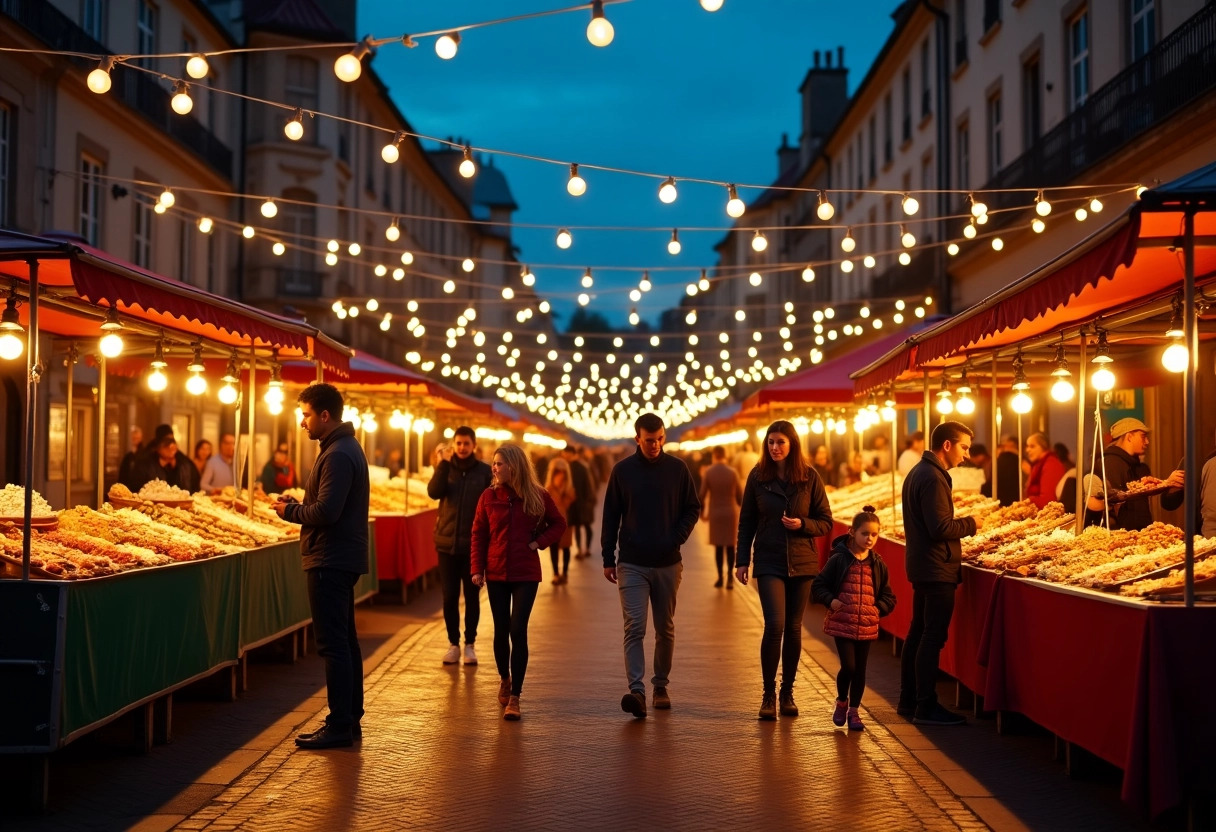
[735,420,833,720]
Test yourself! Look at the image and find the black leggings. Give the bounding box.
[834,637,872,707]
[550,546,571,575]
[573,524,593,553]
[714,546,735,579]
[756,575,812,692]
[487,581,539,696]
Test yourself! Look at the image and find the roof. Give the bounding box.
[427,150,519,213]
[243,0,346,40]
[1140,160,1216,210]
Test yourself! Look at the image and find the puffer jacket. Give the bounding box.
[427,455,493,555]
[470,485,567,582]
[735,469,833,577]
[813,535,896,641]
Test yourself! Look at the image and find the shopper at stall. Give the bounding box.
[192,439,213,478]
[1025,433,1067,509]
[118,427,144,489]
[259,443,297,493]
[1083,418,1184,531]
[274,383,369,750]
[428,426,493,665]
[896,431,925,476]
[544,458,577,584]
[200,433,238,494]
[603,412,701,718]
[813,506,896,731]
[385,447,404,479]
[136,434,201,493]
[562,444,595,558]
[838,451,867,487]
[865,434,892,475]
[736,420,834,721]
[899,421,977,726]
[698,445,743,589]
[732,441,761,481]
[988,436,1023,506]
[471,444,566,720]
[812,444,837,490]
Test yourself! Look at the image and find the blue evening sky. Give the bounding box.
[361,1,902,330]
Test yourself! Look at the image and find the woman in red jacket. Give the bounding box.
[471,443,567,720]
[1025,433,1066,509]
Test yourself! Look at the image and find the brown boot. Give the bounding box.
[498,677,511,706]
[504,695,521,720]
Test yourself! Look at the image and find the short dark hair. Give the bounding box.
[635,413,665,435]
[906,430,924,448]
[712,445,726,459]
[453,425,476,441]
[297,382,343,421]
[969,443,989,458]
[155,434,177,450]
[931,421,974,450]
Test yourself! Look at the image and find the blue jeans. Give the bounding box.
[306,568,364,729]
[617,562,682,693]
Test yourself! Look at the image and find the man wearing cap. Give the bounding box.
[1084,418,1184,531]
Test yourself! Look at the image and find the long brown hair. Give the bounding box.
[492,443,546,517]
[755,420,810,484]
[544,457,576,503]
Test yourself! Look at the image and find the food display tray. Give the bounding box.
[0,515,59,531]
[0,552,61,579]
[1108,484,1172,504]
[108,496,193,510]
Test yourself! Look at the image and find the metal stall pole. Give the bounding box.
[889,387,897,517]
[1017,412,1024,503]
[922,371,931,434]
[1075,334,1088,534]
[20,260,41,580]
[1183,210,1197,607]
[64,343,77,507]
[991,355,999,505]
[96,355,106,510]
[247,344,257,514]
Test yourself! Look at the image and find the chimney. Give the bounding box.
[798,45,849,168]
[776,133,800,178]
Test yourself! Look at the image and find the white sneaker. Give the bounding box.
[442,644,460,664]
[463,644,478,665]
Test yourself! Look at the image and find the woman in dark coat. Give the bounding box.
[699,445,743,588]
[736,420,834,720]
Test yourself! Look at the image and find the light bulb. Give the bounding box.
[1051,378,1075,402]
[264,386,285,407]
[556,228,572,249]
[218,382,238,405]
[936,396,954,415]
[186,371,208,396]
[841,230,856,253]
[802,266,815,282]
[284,112,304,141]
[726,185,745,218]
[443,280,456,293]
[401,251,414,265]
[272,241,286,256]
[153,203,166,215]
[863,255,876,269]
[99,332,124,358]
[1162,342,1189,373]
[1011,391,1033,414]
[147,367,168,392]
[170,82,193,115]
[159,188,175,208]
[841,259,855,273]
[0,333,23,361]
[462,257,475,272]
[751,231,768,252]
[325,253,338,266]
[242,225,255,239]
[749,272,762,286]
[581,269,594,288]
[963,222,977,239]
[1032,218,1046,233]
[381,136,402,164]
[385,221,400,242]
[435,33,460,60]
[901,229,916,248]
[902,194,919,215]
[1091,365,1116,392]
[267,399,283,416]
[899,251,912,265]
[658,177,678,204]
[1090,198,1103,213]
[349,242,362,256]
[260,199,277,218]
[196,217,213,235]
[502,286,515,299]
[522,268,535,286]
[971,196,988,217]
[186,54,209,79]
[639,274,652,292]
[578,293,590,306]
[946,242,959,256]
[458,146,476,178]
[586,1,615,47]
[701,0,724,9]
[816,192,835,221]
[567,163,586,196]
[366,298,379,312]
[87,58,114,94]
[1036,192,1052,216]
[1075,207,1088,221]
[956,395,976,415]
[992,237,1004,251]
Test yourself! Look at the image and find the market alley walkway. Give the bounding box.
[174,542,986,831]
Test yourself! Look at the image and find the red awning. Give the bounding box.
[852,207,1216,394]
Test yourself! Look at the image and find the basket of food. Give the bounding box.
[0,485,58,531]
[1107,476,1172,504]
[109,481,194,510]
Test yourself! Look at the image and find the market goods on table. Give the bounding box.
[827,478,998,542]
[0,484,56,521]
[369,477,437,515]
[108,481,193,509]
[1120,554,1216,596]
[1108,476,1172,504]
[963,501,1073,560]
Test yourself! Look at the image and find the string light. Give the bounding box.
[170,81,193,115]
[272,241,286,256]
[260,199,278,218]
[462,257,475,272]
[667,229,682,255]
[900,225,916,248]
[802,266,815,282]
[969,193,988,217]
[955,370,976,415]
[1050,341,1075,402]
[349,242,362,256]
[1010,353,1033,414]
[701,0,725,10]
[581,268,594,288]
[902,193,919,215]
[698,270,710,291]
[98,308,125,358]
[726,184,745,218]
[218,353,240,405]
[947,242,959,255]
[435,32,461,60]
[521,266,536,286]
[991,237,1004,251]
[385,219,401,242]
[840,228,856,253]
[147,341,168,392]
[1162,302,1189,373]
[639,272,652,292]
[284,109,305,141]
[898,251,912,265]
[458,146,476,178]
[963,221,977,239]
[751,230,768,252]
[401,251,414,265]
[185,54,209,79]
[556,228,572,249]
[87,57,115,94]
[1075,206,1089,221]
[158,188,175,208]
[658,177,678,204]
[586,0,615,47]
[242,225,255,239]
[185,343,207,396]
[0,287,25,361]
[816,191,835,221]
[1035,190,1052,216]
[749,272,762,286]
[1089,197,1104,213]
[197,216,213,234]
[567,163,586,196]
[1091,330,1115,391]
[936,376,954,415]
[382,132,405,163]
[1032,218,1046,233]
[335,36,374,82]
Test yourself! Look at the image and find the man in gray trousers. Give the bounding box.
[602,413,701,718]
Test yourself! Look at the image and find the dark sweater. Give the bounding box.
[284,422,369,574]
[902,450,977,584]
[427,454,492,555]
[601,448,701,568]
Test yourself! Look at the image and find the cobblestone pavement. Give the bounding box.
[174,546,989,832]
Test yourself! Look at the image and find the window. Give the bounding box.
[337,87,350,162]
[80,154,102,245]
[920,39,931,118]
[956,120,970,192]
[1022,54,1041,149]
[846,146,854,202]
[136,1,157,68]
[133,193,153,267]
[883,93,893,164]
[1069,11,1090,111]
[901,68,911,142]
[987,91,1003,176]
[280,190,317,293]
[0,102,11,227]
[81,0,107,43]
[983,0,1001,33]
[1131,0,1155,62]
[920,154,934,214]
[867,116,876,181]
[954,0,968,67]
[856,134,863,189]
[285,56,319,111]
[365,129,375,193]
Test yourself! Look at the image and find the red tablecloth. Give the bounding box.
[373,510,439,584]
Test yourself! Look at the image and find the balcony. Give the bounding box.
[981,2,1216,216]
[0,0,233,179]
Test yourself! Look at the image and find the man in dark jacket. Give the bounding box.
[274,383,370,749]
[563,444,596,558]
[1083,418,1184,531]
[602,413,701,718]
[899,420,977,726]
[135,433,201,494]
[428,425,492,666]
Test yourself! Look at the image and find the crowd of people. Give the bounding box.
[118,425,297,496]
